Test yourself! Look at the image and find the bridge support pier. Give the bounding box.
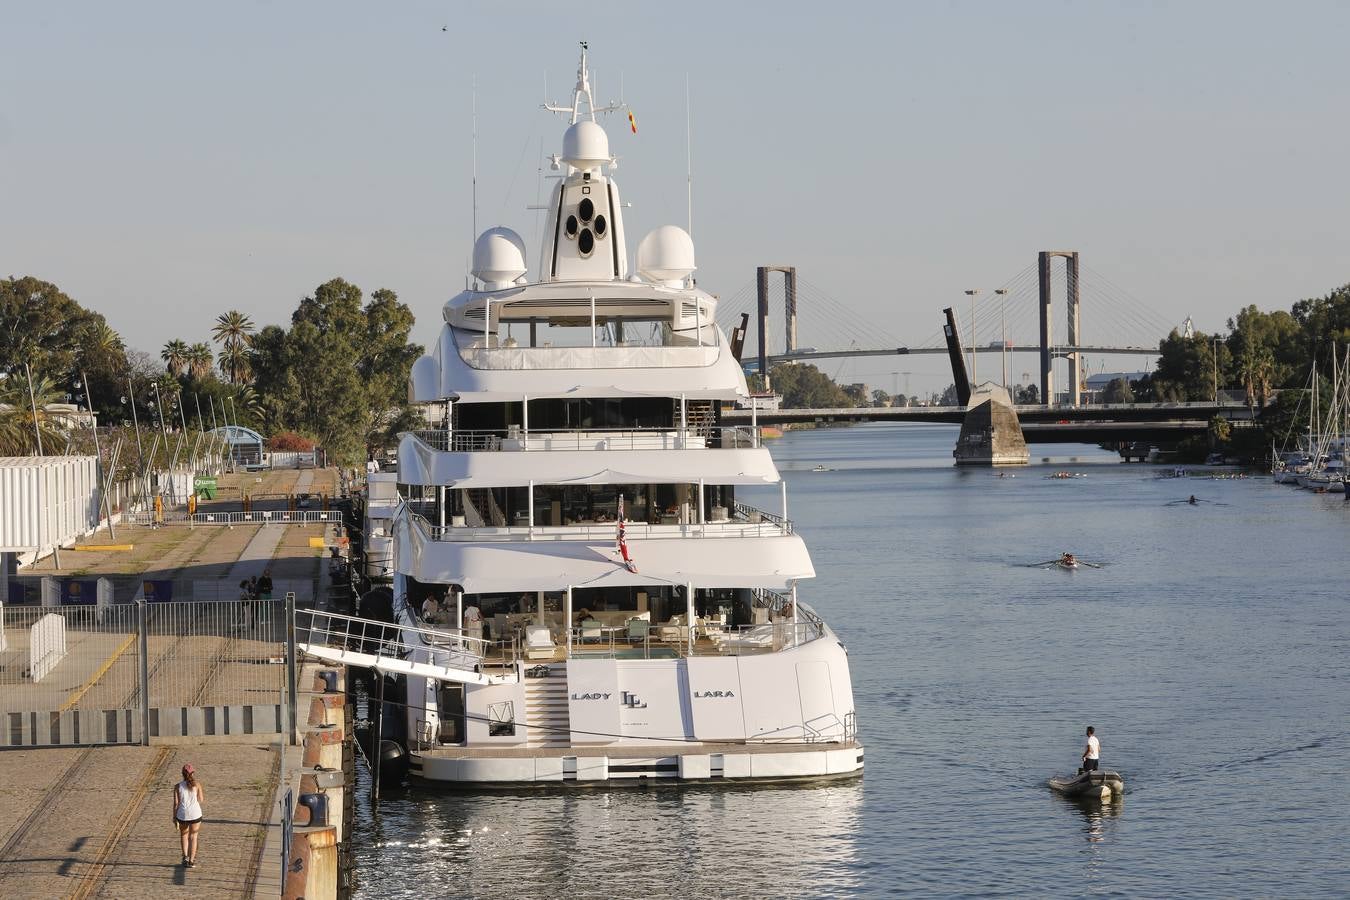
[954,384,1029,467]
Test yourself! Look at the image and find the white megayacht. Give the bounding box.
[324,45,862,785]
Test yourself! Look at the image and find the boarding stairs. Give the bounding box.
[524,663,572,748]
[682,399,717,442]
[295,608,515,686]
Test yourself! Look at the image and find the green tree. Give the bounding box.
[0,372,67,455]
[161,339,190,377]
[1152,329,1230,402]
[212,310,256,384]
[0,276,119,383]
[186,342,215,380]
[1101,377,1135,404]
[254,279,423,464]
[766,363,849,408]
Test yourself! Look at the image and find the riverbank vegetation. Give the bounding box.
[1,275,420,464]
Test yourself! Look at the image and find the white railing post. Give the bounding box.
[685,582,695,656]
[781,481,788,523]
[565,586,573,653]
[522,394,529,450]
[697,479,705,536]
[680,393,687,447]
[528,479,535,540]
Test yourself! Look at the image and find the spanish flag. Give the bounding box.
[627,110,637,134]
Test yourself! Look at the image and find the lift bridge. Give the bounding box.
[720,252,1177,408]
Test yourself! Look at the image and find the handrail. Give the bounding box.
[734,502,794,535]
[406,425,760,453]
[125,509,342,526]
[410,511,792,542]
[296,607,516,673]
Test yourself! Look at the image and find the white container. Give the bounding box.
[0,457,99,557]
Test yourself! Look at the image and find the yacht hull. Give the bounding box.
[410,741,864,785]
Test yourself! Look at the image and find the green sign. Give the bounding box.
[194,475,218,499]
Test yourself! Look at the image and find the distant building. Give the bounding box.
[1084,372,1149,403]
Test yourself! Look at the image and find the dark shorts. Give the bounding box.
[1082,758,1099,772]
[176,817,202,826]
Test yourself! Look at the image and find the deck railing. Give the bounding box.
[412,507,792,542]
[406,425,760,453]
[125,510,342,526]
[296,607,517,674]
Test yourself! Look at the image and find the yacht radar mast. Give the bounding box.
[543,41,626,125]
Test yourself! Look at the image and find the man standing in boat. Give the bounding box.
[1082,726,1100,772]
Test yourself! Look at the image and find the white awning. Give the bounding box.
[397,439,780,487]
[395,515,814,593]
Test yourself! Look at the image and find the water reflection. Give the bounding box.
[355,776,865,899]
[1052,793,1124,846]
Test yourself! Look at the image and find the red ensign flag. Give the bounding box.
[628,110,637,134]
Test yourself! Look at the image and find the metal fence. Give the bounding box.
[1,598,291,747]
[124,509,341,526]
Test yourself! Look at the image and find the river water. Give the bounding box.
[351,423,1350,898]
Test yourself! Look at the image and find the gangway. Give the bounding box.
[295,609,517,686]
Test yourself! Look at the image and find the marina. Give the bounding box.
[348,424,1350,898]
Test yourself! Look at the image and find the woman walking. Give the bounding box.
[171,763,204,867]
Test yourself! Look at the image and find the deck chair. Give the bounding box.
[626,617,650,643]
[524,624,556,659]
[657,615,687,642]
[580,617,602,643]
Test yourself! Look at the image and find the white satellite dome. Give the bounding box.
[636,225,696,286]
[562,120,611,170]
[471,227,527,288]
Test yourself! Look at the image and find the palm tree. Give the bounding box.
[90,322,126,356]
[217,345,252,385]
[211,311,255,384]
[186,342,214,380]
[161,339,190,377]
[0,372,66,455]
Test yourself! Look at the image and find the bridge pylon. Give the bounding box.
[756,266,797,379]
[1038,250,1082,407]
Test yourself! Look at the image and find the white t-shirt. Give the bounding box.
[1085,735,1100,760]
[463,606,482,623]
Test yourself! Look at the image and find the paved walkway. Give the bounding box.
[0,743,281,899]
[1,467,341,898]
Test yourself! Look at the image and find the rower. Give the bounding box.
[1188,495,1198,505]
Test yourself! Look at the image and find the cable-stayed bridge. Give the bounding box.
[715,252,1180,406]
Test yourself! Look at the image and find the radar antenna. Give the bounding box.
[543,41,626,124]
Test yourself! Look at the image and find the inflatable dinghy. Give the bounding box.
[1048,769,1124,801]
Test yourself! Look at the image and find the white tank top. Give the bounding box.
[176,781,202,820]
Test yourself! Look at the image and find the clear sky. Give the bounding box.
[4,1,1348,397]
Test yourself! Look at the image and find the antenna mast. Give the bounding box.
[472,74,478,241]
[686,74,693,237]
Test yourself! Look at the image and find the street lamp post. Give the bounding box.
[1213,337,1219,403]
[964,290,980,384]
[75,374,115,539]
[149,383,168,439]
[123,376,144,463]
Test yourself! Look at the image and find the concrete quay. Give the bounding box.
[0,467,356,898]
